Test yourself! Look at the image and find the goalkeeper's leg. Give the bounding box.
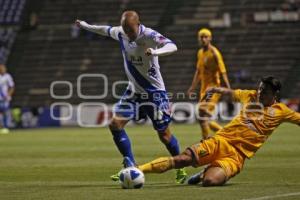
[138,149,194,174]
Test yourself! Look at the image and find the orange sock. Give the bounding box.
[138,157,174,173]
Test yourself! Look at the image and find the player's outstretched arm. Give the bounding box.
[203,87,234,101]
[145,43,177,57]
[75,19,112,37]
[283,106,300,126]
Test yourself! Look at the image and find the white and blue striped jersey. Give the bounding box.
[80,22,177,94]
[0,73,14,101]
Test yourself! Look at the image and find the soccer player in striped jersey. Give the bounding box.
[187,28,230,139]
[137,76,300,186]
[75,10,187,183]
[0,64,14,134]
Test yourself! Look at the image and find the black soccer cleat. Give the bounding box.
[187,171,203,185]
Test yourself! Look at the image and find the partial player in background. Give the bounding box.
[0,64,14,134]
[75,11,187,183]
[187,28,230,139]
[137,76,300,186]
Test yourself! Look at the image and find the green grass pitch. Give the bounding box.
[0,123,300,200]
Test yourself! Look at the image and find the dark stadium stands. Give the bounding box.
[0,28,18,63]
[6,0,300,107]
[0,0,26,25]
[162,0,300,98]
[0,0,25,64]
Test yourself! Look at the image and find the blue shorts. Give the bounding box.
[114,90,171,132]
[0,101,9,113]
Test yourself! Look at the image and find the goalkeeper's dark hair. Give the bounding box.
[260,76,281,93]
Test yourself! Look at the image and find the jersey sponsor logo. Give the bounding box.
[199,149,209,157]
[267,107,275,116]
[130,56,143,66]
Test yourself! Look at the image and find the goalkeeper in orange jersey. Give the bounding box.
[124,76,300,187]
[187,28,231,139]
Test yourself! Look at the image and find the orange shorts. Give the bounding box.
[188,136,245,179]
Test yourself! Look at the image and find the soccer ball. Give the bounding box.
[119,167,145,189]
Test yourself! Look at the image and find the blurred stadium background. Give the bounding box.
[0,0,299,128]
[0,0,300,199]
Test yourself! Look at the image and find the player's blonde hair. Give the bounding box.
[198,28,212,37]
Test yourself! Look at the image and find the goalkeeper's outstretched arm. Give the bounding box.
[202,87,234,102]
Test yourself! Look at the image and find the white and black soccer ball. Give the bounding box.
[119,167,145,189]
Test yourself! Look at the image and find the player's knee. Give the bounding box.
[198,107,211,119]
[158,132,170,144]
[199,118,206,124]
[202,177,221,187]
[157,127,172,144]
[198,117,208,125]
[202,176,226,187]
[109,119,123,130]
[202,178,213,187]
